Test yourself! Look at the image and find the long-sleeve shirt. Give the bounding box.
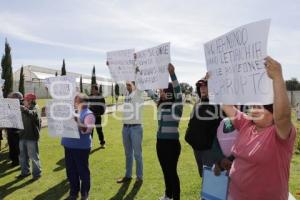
[19,105,40,141]
[123,89,144,124]
[148,74,183,140]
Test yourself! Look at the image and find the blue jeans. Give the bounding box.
[122,124,143,179]
[19,140,41,177]
[64,147,91,197]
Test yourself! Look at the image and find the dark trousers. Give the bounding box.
[91,115,105,145]
[7,131,20,163]
[157,139,181,200]
[64,147,91,197]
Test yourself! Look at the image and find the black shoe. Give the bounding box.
[116,177,132,184]
[32,175,41,181]
[10,161,19,167]
[64,195,78,200]
[81,195,89,200]
[16,173,31,179]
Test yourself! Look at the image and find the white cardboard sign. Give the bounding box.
[204,19,272,105]
[107,49,135,82]
[135,42,170,90]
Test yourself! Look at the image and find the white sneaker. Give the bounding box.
[159,196,172,200]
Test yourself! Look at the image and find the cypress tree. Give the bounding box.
[1,39,13,98]
[19,66,25,95]
[61,59,66,76]
[80,75,83,93]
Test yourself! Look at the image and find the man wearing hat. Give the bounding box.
[17,93,42,180]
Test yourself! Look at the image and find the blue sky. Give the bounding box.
[0,0,299,85]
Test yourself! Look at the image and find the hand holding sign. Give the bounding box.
[204,19,272,105]
[168,63,175,76]
[264,56,283,81]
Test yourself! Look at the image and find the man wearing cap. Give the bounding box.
[17,93,42,180]
[185,77,224,177]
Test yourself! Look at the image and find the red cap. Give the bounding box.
[24,93,37,101]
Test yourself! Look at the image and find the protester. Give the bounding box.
[185,78,223,177]
[89,84,106,148]
[222,57,296,200]
[62,93,95,200]
[118,80,144,183]
[148,63,183,200]
[106,60,145,184]
[17,93,42,180]
[7,92,23,167]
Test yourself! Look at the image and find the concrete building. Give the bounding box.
[13,65,125,98]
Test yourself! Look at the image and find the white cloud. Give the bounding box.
[0,0,299,85]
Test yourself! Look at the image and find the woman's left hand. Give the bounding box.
[264,56,283,80]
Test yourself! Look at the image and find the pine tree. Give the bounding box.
[1,39,13,98]
[115,84,119,100]
[61,59,66,76]
[91,65,96,93]
[111,83,114,104]
[19,66,25,95]
[80,75,83,93]
[99,84,103,95]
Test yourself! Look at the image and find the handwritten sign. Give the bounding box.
[204,19,272,105]
[0,99,24,129]
[135,42,170,90]
[45,76,79,138]
[45,76,77,99]
[107,49,135,82]
[46,100,79,138]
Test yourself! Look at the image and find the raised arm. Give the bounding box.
[264,56,292,140]
[221,105,238,122]
[168,63,182,102]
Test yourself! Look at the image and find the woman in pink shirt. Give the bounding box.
[222,57,296,200]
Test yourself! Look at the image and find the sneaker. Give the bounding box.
[159,196,172,200]
[116,177,132,184]
[16,173,31,179]
[100,143,105,149]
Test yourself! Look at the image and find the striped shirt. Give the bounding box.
[149,74,183,140]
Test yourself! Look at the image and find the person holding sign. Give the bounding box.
[106,59,145,184]
[7,92,24,167]
[17,93,42,180]
[61,93,95,200]
[222,57,296,200]
[148,63,183,200]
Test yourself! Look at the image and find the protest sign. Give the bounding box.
[135,42,170,90]
[45,76,77,99]
[0,98,24,129]
[107,49,135,82]
[204,19,272,105]
[45,76,79,138]
[46,100,79,138]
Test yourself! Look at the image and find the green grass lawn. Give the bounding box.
[0,104,299,200]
